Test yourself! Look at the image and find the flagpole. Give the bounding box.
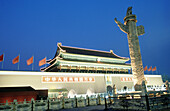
[154,66,156,75]
[45,56,47,68]
[156,67,158,75]
[18,54,20,70]
[145,66,147,74]
[32,55,34,71]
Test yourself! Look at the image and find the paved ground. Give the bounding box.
[58,105,106,111]
[54,105,170,111]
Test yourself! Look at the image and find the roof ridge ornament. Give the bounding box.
[110,50,113,53]
[126,6,132,16]
[57,42,62,46]
[57,42,66,53]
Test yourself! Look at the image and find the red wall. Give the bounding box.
[0,91,37,103]
[36,90,48,97]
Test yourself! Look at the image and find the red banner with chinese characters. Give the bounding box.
[42,76,95,83]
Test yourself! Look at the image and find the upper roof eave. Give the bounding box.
[57,43,129,60]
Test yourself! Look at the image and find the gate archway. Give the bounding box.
[86,88,94,96]
[68,89,76,98]
[123,86,127,91]
[107,85,113,94]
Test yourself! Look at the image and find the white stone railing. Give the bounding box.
[107,81,170,110]
[0,94,107,111]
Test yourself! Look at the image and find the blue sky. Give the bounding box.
[0,0,170,76]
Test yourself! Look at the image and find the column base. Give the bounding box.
[134,84,142,91]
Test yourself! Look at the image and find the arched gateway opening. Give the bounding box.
[123,86,127,91]
[107,86,113,94]
[68,89,76,98]
[86,88,94,96]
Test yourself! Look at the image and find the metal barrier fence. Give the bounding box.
[1,94,169,111]
[0,95,105,111]
[105,94,170,111]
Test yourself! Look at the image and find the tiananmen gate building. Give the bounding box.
[0,43,164,103]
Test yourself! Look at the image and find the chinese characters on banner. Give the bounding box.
[121,77,133,82]
[42,76,95,83]
[121,77,149,82]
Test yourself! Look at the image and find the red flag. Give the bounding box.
[39,57,46,66]
[148,66,152,71]
[0,54,4,62]
[27,56,33,65]
[12,56,19,64]
[144,66,147,71]
[152,66,157,71]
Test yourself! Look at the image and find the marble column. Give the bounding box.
[114,7,145,90]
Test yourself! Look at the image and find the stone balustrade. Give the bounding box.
[0,94,107,111]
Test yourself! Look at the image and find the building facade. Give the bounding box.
[0,71,163,98]
[0,43,164,99]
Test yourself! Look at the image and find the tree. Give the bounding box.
[162,74,170,82]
